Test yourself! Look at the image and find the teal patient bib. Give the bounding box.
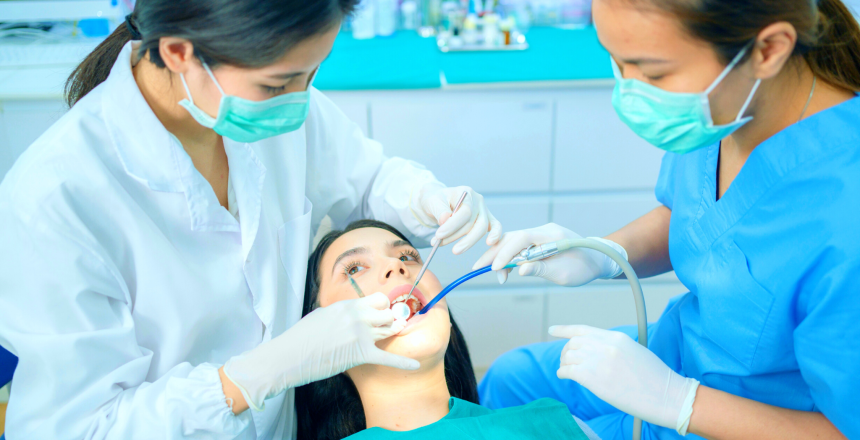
[345,397,589,440]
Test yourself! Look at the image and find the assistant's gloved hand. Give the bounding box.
[473,223,627,285]
[549,325,700,435]
[411,183,502,254]
[223,292,417,411]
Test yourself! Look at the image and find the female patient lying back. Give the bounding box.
[296,219,599,440]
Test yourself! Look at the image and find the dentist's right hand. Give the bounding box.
[222,291,418,412]
[474,223,628,286]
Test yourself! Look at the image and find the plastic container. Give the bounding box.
[352,0,377,39]
[376,0,398,36]
[401,0,420,30]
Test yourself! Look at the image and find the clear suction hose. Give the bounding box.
[554,238,647,440]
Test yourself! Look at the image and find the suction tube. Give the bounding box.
[417,238,648,440]
[555,238,647,440]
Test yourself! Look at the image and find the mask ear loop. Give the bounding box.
[735,79,761,122]
[704,46,750,96]
[180,60,227,106]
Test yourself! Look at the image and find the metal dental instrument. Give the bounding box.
[415,238,649,440]
[396,190,470,319]
[347,273,365,298]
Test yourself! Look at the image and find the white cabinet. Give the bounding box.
[551,192,661,238]
[546,282,689,333]
[553,88,663,191]
[445,287,546,372]
[0,100,67,179]
[371,90,554,194]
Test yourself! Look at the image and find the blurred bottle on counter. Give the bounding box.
[352,0,376,39]
[401,0,420,30]
[376,0,398,36]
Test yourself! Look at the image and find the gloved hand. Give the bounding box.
[473,223,627,285]
[411,183,502,254]
[549,325,700,435]
[223,292,417,411]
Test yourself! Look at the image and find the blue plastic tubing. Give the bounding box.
[417,263,517,314]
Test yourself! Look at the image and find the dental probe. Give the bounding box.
[393,190,469,320]
[347,273,365,298]
[415,238,649,440]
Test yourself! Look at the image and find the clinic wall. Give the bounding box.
[0,86,686,374]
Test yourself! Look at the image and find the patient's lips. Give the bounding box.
[387,285,427,321]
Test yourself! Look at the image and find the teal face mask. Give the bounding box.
[611,47,761,154]
[179,62,311,143]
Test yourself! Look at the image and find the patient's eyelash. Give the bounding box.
[400,249,421,263]
[343,261,366,276]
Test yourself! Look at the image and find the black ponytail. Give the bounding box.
[64,0,361,108]
[64,20,136,107]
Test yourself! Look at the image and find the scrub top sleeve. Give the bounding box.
[304,88,439,245]
[654,152,679,210]
[793,256,860,438]
[0,211,251,439]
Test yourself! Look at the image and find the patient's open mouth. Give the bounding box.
[390,294,423,320]
[387,285,428,321]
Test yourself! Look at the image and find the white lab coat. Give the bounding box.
[0,42,441,439]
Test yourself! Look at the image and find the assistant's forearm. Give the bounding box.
[689,385,846,440]
[605,206,672,278]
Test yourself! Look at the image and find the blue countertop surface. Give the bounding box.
[314,26,612,90]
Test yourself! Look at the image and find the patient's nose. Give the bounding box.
[385,266,407,278]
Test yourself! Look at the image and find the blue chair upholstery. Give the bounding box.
[0,346,16,389]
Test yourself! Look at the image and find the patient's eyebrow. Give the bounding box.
[388,240,413,249]
[331,246,370,276]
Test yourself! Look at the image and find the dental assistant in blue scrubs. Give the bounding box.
[474,0,859,439]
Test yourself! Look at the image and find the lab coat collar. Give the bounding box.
[102,42,186,194]
[101,42,266,234]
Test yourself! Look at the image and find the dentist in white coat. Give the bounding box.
[0,1,501,438]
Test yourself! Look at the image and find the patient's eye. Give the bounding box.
[400,249,421,263]
[345,262,366,276]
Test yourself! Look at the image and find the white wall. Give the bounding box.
[0,85,686,373]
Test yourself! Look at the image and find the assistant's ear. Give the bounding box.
[158,37,198,74]
[751,22,798,80]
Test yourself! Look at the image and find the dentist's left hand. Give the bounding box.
[411,183,503,254]
[222,292,417,412]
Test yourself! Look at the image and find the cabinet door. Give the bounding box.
[371,91,554,194]
[0,100,67,179]
[553,88,663,191]
[546,282,689,334]
[446,287,546,374]
[551,192,660,238]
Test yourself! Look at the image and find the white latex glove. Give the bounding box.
[411,183,502,254]
[223,292,417,411]
[549,325,700,435]
[473,223,627,285]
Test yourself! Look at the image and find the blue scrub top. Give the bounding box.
[653,96,860,436]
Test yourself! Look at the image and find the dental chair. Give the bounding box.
[0,346,15,440]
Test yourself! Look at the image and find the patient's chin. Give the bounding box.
[377,308,451,362]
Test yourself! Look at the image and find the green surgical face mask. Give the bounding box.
[179,62,311,143]
[611,46,761,154]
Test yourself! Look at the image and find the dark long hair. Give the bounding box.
[629,0,860,92]
[296,220,479,440]
[65,0,360,107]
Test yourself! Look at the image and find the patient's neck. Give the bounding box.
[348,360,451,431]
